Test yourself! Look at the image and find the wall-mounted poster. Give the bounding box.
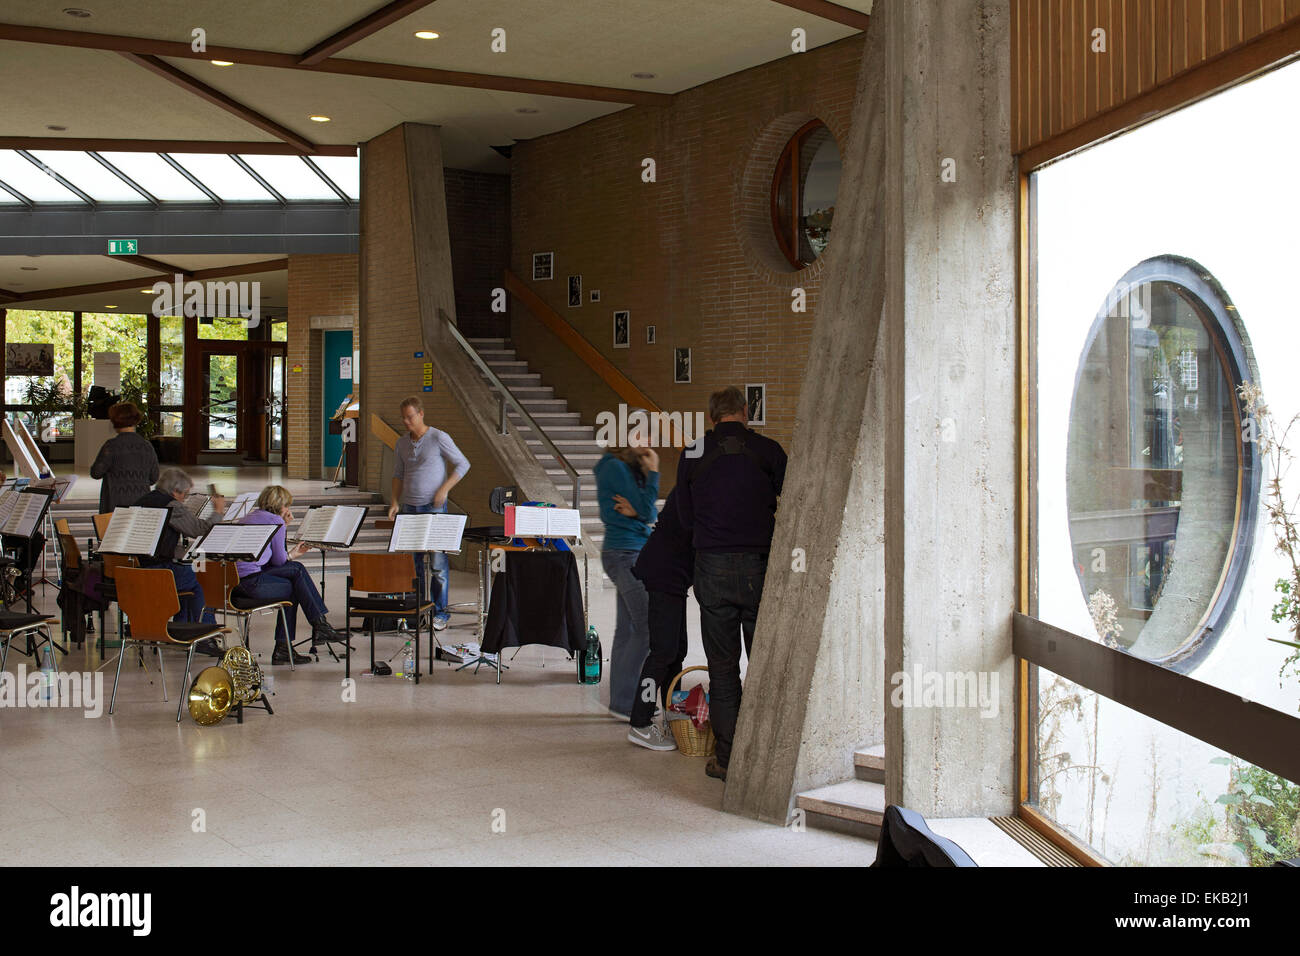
[674,347,691,384]
[646,325,656,345]
[6,343,54,376]
[746,383,766,425]
[568,275,582,307]
[532,252,554,281]
[590,289,601,303]
[613,310,630,349]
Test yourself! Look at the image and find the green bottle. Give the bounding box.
[580,625,602,684]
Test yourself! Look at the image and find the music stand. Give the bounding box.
[290,504,367,604]
[386,512,466,671]
[0,486,55,614]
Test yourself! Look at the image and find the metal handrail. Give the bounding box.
[438,310,582,512]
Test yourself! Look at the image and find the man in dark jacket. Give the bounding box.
[676,386,787,781]
[627,486,694,751]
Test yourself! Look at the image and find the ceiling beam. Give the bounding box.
[103,253,192,278]
[0,288,20,302]
[0,137,355,156]
[768,0,870,31]
[119,53,317,153]
[0,23,672,106]
[13,258,288,304]
[299,0,438,66]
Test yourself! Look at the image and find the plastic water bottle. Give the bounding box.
[402,641,415,681]
[581,626,601,685]
[40,646,54,703]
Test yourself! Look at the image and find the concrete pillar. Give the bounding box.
[725,0,1017,823]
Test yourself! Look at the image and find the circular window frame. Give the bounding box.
[1066,254,1261,673]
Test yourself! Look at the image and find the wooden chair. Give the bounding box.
[344,553,432,683]
[109,566,230,722]
[195,560,295,666]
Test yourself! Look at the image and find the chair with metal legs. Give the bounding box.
[194,560,294,665]
[344,553,432,684]
[109,566,231,722]
[0,611,61,673]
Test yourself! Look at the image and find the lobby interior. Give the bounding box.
[3,0,1300,869]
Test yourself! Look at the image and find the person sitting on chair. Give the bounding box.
[133,468,225,632]
[232,485,349,665]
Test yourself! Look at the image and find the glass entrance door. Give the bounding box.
[203,352,240,452]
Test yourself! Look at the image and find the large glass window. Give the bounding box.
[4,309,75,439]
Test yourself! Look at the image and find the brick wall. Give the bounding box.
[445,168,510,341]
[509,35,864,488]
[286,253,358,479]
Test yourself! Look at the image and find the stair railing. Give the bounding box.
[439,309,582,512]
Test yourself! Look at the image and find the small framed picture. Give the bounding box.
[613,310,630,349]
[746,383,766,425]
[590,289,601,303]
[645,325,656,345]
[674,347,691,384]
[532,252,553,281]
[568,274,582,307]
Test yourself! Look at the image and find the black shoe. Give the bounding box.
[271,648,312,665]
[705,757,728,781]
[310,619,349,645]
[194,638,223,658]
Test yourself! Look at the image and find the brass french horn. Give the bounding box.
[186,642,264,725]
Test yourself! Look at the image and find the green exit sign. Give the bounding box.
[107,239,138,255]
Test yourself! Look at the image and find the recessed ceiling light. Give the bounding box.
[62,7,92,17]
[46,125,67,132]
[20,267,38,271]
[210,60,234,67]
[514,107,539,115]
[631,72,657,79]
[140,288,154,293]
[105,304,118,309]
[414,30,439,39]
[309,115,331,123]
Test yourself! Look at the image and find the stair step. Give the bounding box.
[855,744,885,783]
[796,780,885,838]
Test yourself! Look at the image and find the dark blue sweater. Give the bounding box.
[632,488,694,597]
[675,422,787,553]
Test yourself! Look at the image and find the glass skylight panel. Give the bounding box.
[239,155,337,200]
[98,153,210,201]
[0,150,85,202]
[170,153,274,201]
[308,155,359,199]
[29,151,144,202]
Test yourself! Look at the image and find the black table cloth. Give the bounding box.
[481,550,585,655]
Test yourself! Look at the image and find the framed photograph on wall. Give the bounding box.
[5,343,55,376]
[746,383,766,425]
[568,275,582,307]
[590,289,601,303]
[532,252,554,281]
[674,347,691,384]
[613,310,630,349]
[646,325,656,345]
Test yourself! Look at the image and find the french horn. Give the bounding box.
[186,643,264,725]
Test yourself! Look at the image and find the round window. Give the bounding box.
[1065,256,1259,672]
[770,120,840,270]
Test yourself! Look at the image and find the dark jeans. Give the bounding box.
[399,502,450,618]
[233,561,327,648]
[694,551,767,766]
[141,560,215,624]
[630,590,689,729]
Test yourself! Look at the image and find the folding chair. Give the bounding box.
[0,611,61,673]
[344,553,432,683]
[109,566,231,722]
[194,560,295,666]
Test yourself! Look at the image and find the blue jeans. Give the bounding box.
[143,560,215,624]
[601,549,649,715]
[399,502,450,619]
[232,561,327,648]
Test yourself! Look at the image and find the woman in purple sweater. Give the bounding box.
[232,485,348,665]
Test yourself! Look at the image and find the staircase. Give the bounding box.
[795,745,886,840]
[466,337,607,550]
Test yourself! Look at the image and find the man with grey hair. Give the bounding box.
[133,469,227,634]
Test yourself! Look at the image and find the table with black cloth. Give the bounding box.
[480,550,586,670]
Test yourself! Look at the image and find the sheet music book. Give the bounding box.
[183,493,211,518]
[185,523,277,562]
[296,505,367,547]
[0,488,18,527]
[98,507,170,556]
[221,492,258,521]
[388,513,467,553]
[505,504,583,539]
[0,488,52,538]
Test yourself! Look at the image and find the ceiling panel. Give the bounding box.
[0,254,167,293]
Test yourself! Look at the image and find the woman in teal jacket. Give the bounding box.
[594,435,659,719]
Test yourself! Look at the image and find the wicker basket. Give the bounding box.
[665,665,715,757]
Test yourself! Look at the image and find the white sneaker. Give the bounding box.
[628,723,677,751]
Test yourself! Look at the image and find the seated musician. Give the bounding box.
[134,469,225,640]
[231,485,347,665]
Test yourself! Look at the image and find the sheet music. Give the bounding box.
[545,508,582,538]
[0,488,17,526]
[511,506,551,537]
[297,505,366,547]
[389,513,467,552]
[0,490,49,537]
[183,493,210,516]
[187,523,276,561]
[221,492,258,520]
[99,507,169,556]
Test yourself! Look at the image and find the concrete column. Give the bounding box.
[725,0,1017,823]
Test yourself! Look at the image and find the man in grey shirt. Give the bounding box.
[386,396,470,628]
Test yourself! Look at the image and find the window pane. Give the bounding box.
[161,315,184,405]
[80,313,148,396]
[98,153,211,201]
[4,310,75,405]
[197,315,249,341]
[170,154,273,201]
[0,150,85,202]
[240,154,336,200]
[271,320,287,342]
[308,155,359,199]
[29,151,144,202]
